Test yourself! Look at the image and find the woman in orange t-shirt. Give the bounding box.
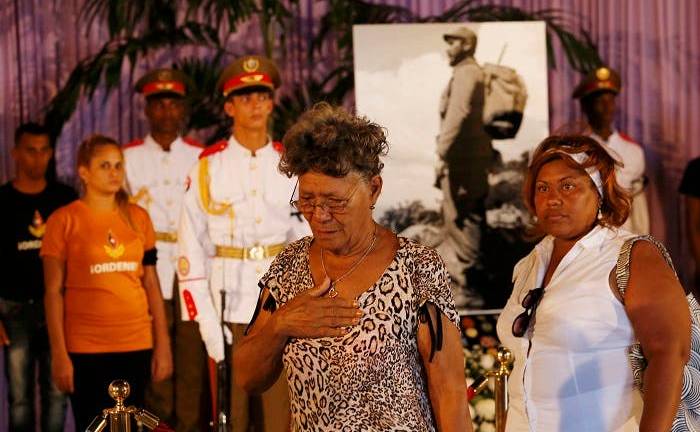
[41,135,172,430]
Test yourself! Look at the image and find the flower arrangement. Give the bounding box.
[461,313,501,431]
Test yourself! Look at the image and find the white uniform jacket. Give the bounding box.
[177,136,309,361]
[123,135,203,299]
[591,131,650,234]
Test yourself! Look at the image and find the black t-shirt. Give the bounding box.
[680,157,700,198]
[0,181,77,302]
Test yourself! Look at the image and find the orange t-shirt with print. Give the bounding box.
[41,200,155,353]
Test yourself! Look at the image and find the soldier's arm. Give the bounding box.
[122,149,135,195]
[436,68,478,159]
[628,142,647,183]
[627,143,650,233]
[629,193,650,235]
[0,322,7,346]
[177,161,224,361]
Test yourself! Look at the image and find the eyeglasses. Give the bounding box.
[289,180,360,215]
[511,287,544,337]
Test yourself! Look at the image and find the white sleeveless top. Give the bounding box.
[496,226,643,431]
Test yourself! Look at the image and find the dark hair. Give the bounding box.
[279,103,388,179]
[524,135,631,228]
[77,134,133,228]
[14,122,49,146]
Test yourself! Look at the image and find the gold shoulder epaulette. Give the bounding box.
[198,157,234,218]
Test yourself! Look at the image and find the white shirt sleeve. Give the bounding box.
[177,160,224,361]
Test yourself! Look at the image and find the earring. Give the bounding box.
[597,201,603,220]
[370,204,375,210]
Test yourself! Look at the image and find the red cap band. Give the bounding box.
[142,81,186,96]
[222,72,273,96]
[580,80,617,96]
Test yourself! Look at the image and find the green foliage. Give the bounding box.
[44,0,604,142]
[177,55,227,139]
[82,0,259,36]
[314,0,415,59]
[419,1,602,71]
[43,22,221,139]
[258,0,297,58]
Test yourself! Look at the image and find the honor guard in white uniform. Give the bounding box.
[574,66,650,234]
[177,55,308,431]
[124,69,204,295]
[123,69,209,431]
[125,133,203,293]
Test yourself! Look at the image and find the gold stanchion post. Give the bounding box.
[85,380,165,432]
[467,346,514,432]
[494,347,514,432]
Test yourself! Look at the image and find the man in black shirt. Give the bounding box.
[0,123,76,431]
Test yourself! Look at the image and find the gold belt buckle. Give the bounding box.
[155,231,177,243]
[248,245,265,260]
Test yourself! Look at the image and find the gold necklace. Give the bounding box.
[321,225,378,298]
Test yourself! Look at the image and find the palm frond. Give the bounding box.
[421,0,477,22]
[429,4,536,22]
[50,0,605,143]
[312,0,414,61]
[273,83,316,140]
[82,0,179,37]
[421,1,602,72]
[255,0,303,60]
[184,0,258,33]
[543,22,601,72]
[43,22,221,139]
[271,62,356,141]
[82,0,263,38]
[175,55,227,133]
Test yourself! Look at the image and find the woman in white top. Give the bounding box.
[496,135,690,431]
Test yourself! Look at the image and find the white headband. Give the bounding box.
[568,152,603,197]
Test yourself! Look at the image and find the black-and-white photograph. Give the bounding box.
[354,21,549,311]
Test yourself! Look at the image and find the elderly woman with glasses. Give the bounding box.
[233,103,471,432]
[496,135,690,431]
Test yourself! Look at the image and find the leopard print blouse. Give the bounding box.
[260,236,460,431]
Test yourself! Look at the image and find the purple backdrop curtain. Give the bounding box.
[1,1,699,430]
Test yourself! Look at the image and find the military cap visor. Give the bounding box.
[135,69,192,97]
[573,67,621,99]
[218,56,281,97]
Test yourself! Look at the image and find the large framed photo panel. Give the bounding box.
[354,21,549,312]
